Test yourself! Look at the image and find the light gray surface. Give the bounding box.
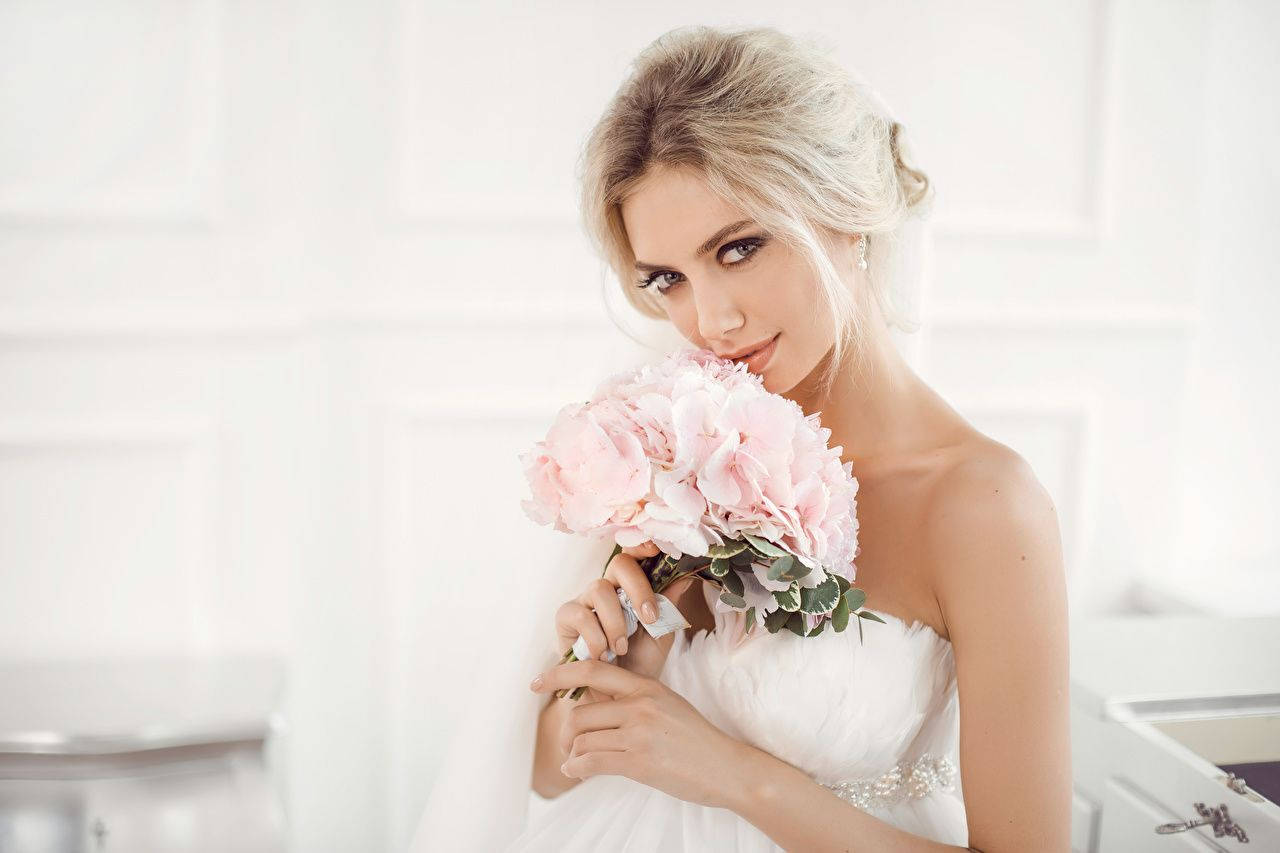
[1069,615,1280,721]
[0,657,284,754]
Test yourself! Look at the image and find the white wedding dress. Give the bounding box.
[503,581,968,851]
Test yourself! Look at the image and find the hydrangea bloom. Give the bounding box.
[520,347,860,587]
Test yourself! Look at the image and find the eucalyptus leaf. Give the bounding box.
[831,595,850,632]
[806,618,827,638]
[843,588,867,612]
[601,543,623,577]
[745,606,756,634]
[709,558,730,577]
[833,573,851,593]
[857,610,886,624]
[719,591,747,609]
[675,554,706,573]
[799,575,841,614]
[784,610,807,637]
[742,533,788,558]
[708,541,748,559]
[783,559,813,581]
[772,584,802,613]
[764,607,791,633]
[721,567,744,598]
[767,555,795,581]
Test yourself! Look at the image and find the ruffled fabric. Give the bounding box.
[503,583,967,850]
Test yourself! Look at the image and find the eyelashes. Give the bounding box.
[635,236,767,296]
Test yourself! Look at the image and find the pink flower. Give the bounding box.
[520,346,860,579]
[518,401,650,534]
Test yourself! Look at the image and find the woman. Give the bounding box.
[410,24,1070,853]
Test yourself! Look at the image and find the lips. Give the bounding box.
[729,333,779,372]
[722,334,778,361]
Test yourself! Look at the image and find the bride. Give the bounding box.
[409,23,1070,853]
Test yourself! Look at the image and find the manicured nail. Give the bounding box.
[529,674,543,691]
[642,601,657,623]
[616,636,628,655]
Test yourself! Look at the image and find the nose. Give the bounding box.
[692,280,745,343]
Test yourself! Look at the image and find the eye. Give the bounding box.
[635,236,766,296]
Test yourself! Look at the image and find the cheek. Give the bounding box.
[667,304,703,345]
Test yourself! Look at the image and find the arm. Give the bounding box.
[927,451,1072,852]
[727,450,1071,852]
[532,692,585,799]
[726,743,966,852]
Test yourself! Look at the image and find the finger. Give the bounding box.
[531,657,647,699]
[556,600,610,661]
[562,749,629,781]
[561,696,650,754]
[564,726,630,760]
[605,553,661,626]
[584,577,631,657]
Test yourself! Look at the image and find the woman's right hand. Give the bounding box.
[553,542,696,690]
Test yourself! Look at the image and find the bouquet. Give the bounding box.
[519,347,880,699]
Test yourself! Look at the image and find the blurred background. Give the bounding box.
[1,1,1277,851]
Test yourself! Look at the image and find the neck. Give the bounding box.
[783,314,959,470]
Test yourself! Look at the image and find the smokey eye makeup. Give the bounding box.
[635,235,768,295]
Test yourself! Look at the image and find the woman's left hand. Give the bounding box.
[529,657,751,810]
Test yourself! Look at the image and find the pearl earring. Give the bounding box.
[856,234,869,271]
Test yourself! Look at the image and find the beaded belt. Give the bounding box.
[819,754,957,811]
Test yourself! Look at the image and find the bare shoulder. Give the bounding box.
[922,436,1066,636]
[927,436,1057,531]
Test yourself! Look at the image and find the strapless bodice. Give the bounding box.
[659,582,961,796]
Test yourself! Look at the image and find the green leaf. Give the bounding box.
[721,567,744,598]
[709,558,731,577]
[601,543,623,576]
[767,555,795,581]
[742,533,788,558]
[675,554,706,573]
[719,591,746,609]
[806,618,827,637]
[833,573,851,593]
[708,541,748,558]
[856,610,886,624]
[831,594,850,632]
[783,559,813,581]
[744,606,756,634]
[843,588,867,612]
[799,575,842,614]
[784,610,807,637]
[764,607,791,633]
[772,583,802,612]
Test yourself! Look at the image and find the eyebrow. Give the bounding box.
[633,219,755,273]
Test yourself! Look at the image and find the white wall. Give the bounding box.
[1166,0,1280,614]
[1,1,1275,851]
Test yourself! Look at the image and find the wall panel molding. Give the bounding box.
[0,0,223,225]
[0,415,220,653]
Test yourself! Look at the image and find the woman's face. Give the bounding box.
[620,165,850,395]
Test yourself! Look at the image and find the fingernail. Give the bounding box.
[642,601,657,623]
[529,675,543,691]
[616,636,628,655]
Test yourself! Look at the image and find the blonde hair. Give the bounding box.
[577,24,933,395]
